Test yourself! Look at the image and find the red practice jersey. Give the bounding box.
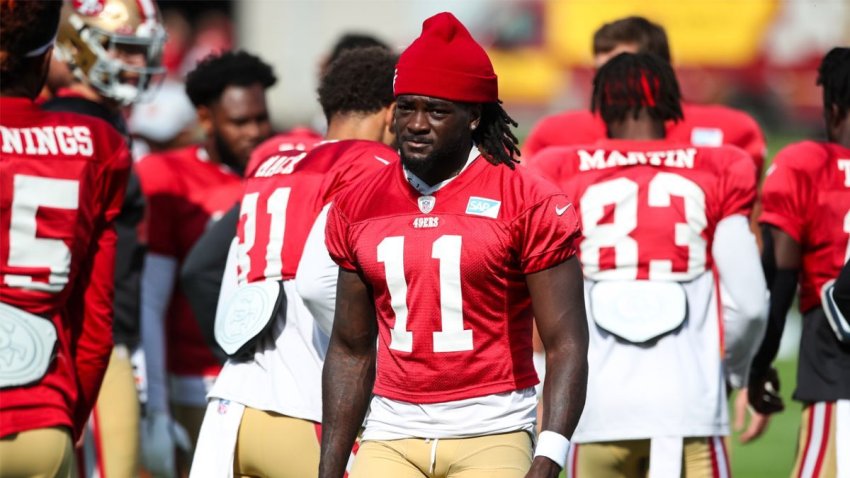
[529,140,756,282]
[135,145,241,376]
[759,141,850,313]
[523,103,766,174]
[244,128,323,174]
[0,97,130,437]
[325,156,581,403]
[237,140,397,285]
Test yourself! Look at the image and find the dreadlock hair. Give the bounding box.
[472,101,521,169]
[593,16,671,63]
[817,47,850,125]
[591,52,683,126]
[186,50,277,107]
[318,46,397,121]
[0,0,62,76]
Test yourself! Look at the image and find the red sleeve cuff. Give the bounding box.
[759,212,803,243]
[522,245,577,274]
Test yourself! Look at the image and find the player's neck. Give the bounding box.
[607,117,665,141]
[829,120,850,149]
[326,111,386,143]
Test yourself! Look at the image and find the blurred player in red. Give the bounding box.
[523,16,766,175]
[529,53,767,477]
[189,45,398,478]
[319,13,588,478]
[0,1,131,475]
[43,1,167,475]
[176,34,390,358]
[135,50,275,477]
[749,47,850,478]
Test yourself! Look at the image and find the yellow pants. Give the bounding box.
[791,401,843,478]
[91,348,140,478]
[0,427,75,478]
[569,437,729,478]
[350,431,532,478]
[232,407,322,478]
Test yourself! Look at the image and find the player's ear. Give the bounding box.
[468,104,481,132]
[196,105,214,136]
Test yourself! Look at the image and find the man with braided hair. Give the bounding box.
[0,0,130,475]
[753,47,850,478]
[530,52,767,477]
[319,12,588,478]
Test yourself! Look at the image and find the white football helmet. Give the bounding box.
[55,0,167,105]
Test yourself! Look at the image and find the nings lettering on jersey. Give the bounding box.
[0,126,93,157]
[578,148,697,172]
[412,216,440,229]
[254,152,307,177]
[838,159,850,187]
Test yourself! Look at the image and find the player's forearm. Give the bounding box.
[540,340,588,437]
[319,341,375,478]
[140,253,178,413]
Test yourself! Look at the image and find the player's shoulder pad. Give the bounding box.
[770,140,831,174]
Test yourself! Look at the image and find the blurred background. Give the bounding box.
[153,1,848,476]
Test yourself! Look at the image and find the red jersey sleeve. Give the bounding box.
[512,193,581,274]
[325,202,357,271]
[759,144,813,243]
[322,146,395,204]
[69,137,131,437]
[135,155,179,257]
[718,147,758,219]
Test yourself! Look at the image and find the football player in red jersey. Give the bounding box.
[523,16,766,175]
[0,1,131,475]
[319,13,588,478]
[189,46,398,478]
[529,52,767,478]
[42,2,167,475]
[750,47,850,478]
[135,50,276,477]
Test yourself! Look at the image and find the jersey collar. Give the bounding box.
[402,145,480,196]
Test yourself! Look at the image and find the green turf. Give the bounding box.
[729,357,799,477]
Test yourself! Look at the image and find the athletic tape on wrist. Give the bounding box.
[533,430,570,469]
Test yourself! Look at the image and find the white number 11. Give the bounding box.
[377,235,473,353]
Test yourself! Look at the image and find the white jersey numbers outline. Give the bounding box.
[377,235,473,353]
[580,172,707,281]
[4,175,80,292]
[237,187,291,284]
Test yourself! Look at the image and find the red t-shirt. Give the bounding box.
[135,145,241,376]
[237,140,396,284]
[0,97,130,438]
[759,141,850,313]
[325,156,581,403]
[529,140,756,282]
[522,103,766,174]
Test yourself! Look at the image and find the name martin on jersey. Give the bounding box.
[578,147,697,171]
[1,126,94,157]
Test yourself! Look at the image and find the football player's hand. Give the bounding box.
[734,388,771,443]
[524,456,562,478]
[747,367,785,415]
[140,411,192,478]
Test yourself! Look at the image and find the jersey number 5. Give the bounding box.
[4,175,80,293]
[377,235,473,353]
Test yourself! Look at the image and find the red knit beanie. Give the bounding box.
[394,12,498,103]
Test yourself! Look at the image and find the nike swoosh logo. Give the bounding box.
[555,204,572,216]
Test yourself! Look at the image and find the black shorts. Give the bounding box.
[793,307,850,402]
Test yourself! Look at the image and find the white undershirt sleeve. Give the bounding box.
[214,237,241,326]
[140,252,178,413]
[712,214,769,388]
[295,203,338,336]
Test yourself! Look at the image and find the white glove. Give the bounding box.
[140,411,192,478]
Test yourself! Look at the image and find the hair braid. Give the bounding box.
[818,47,850,124]
[473,101,521,169]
